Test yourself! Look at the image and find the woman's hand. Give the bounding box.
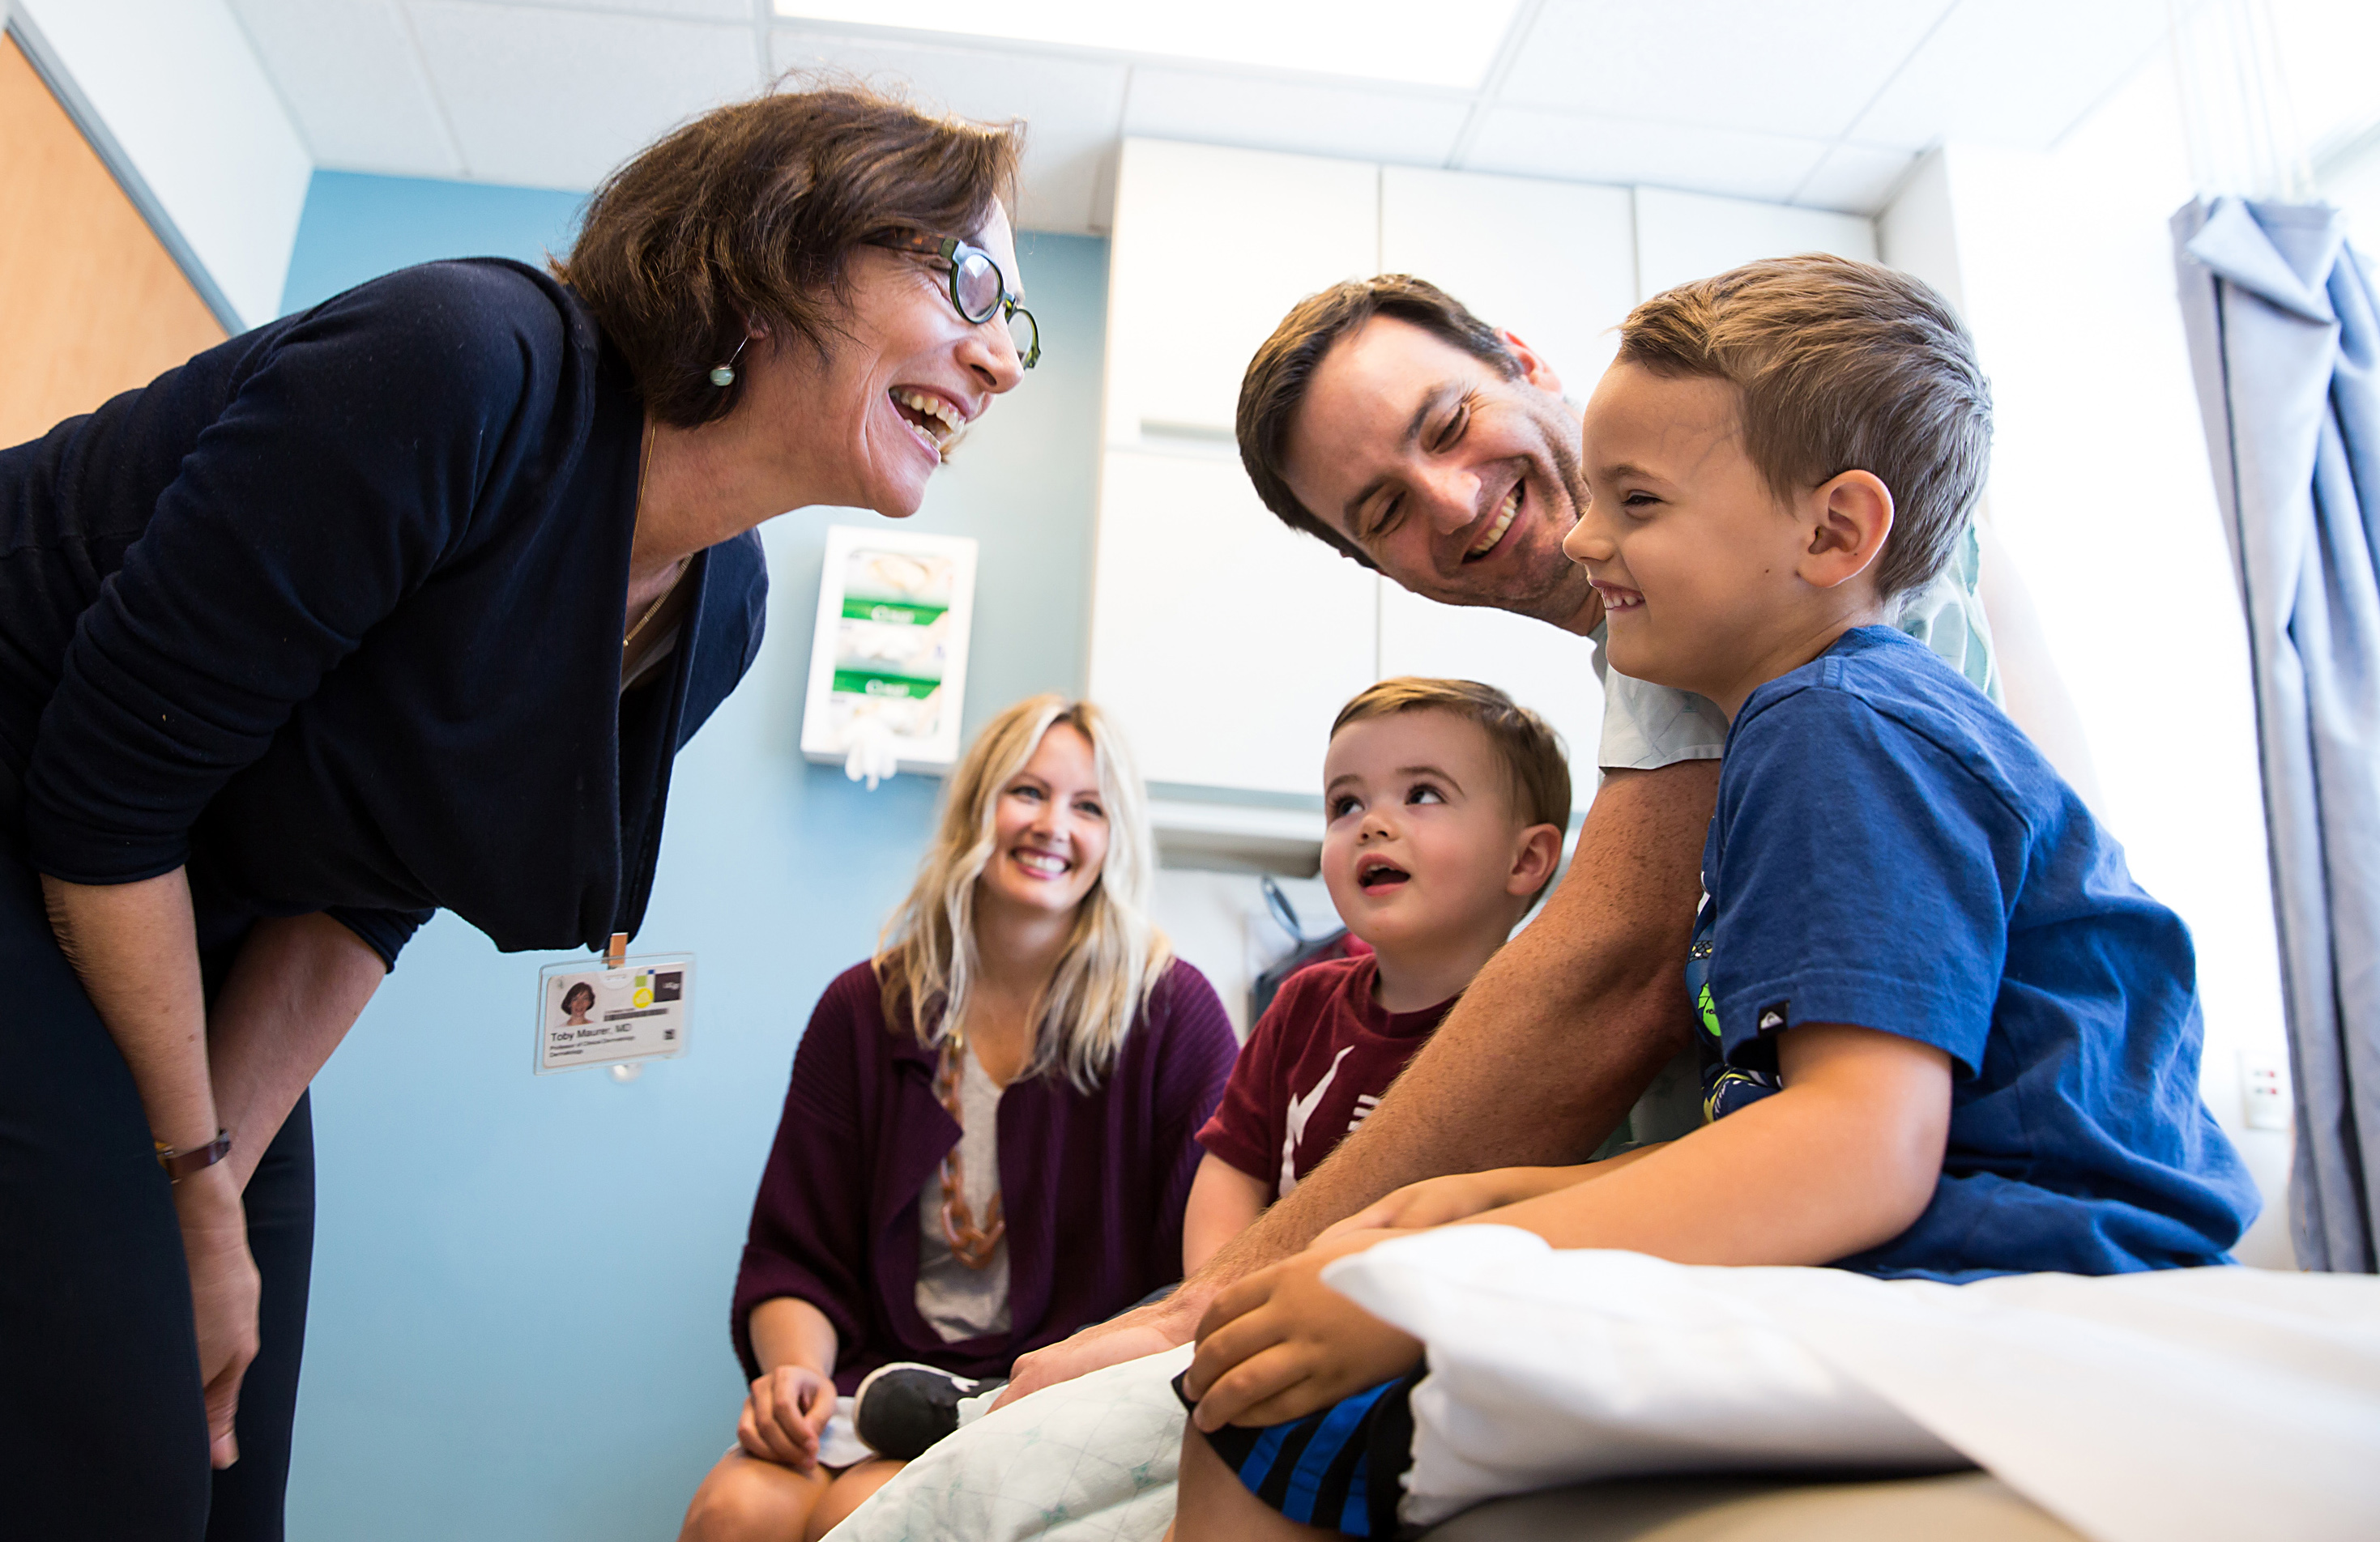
[1181,1229,1421,1432]
[736,1364,838,1473]
[173,1165,260,1468]
[44,870,260,1466]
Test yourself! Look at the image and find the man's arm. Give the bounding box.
[998,758,1718,1405]
[1183,1022,1952,1429]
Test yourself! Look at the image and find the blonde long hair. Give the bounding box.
[875,695,1171,1089]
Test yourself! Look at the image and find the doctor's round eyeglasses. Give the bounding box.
[869,230,1041,370]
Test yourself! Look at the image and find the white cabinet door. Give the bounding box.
[1375,166,1631,806]
[1103,138,1380,446]
[1380,166,1636,398]
[1088,446,1379,797]
[1633,185,1877,299]
[1375,583,1606,805]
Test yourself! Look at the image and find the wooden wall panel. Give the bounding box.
[0,35,227,449]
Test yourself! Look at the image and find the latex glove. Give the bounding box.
[842,718,899,790]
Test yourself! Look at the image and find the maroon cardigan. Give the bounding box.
[730,957,1238,1389]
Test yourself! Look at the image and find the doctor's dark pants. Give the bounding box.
[0,846,317,1542]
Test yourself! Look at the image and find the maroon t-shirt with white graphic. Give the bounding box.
[1199,954,1457,1202]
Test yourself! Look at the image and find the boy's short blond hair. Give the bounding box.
[1332,677,1571,837]
[1618,253,1991,604]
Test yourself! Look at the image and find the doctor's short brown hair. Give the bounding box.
[1618,253,1992,604]
[559,80,1020,428]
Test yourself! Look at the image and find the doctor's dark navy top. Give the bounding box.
[0,259,767,965]
[1687,626,2257,1280]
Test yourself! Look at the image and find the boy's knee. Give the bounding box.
[1175,1421,1335,1542]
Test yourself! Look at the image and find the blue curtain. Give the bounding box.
[2174,198,2380,1272]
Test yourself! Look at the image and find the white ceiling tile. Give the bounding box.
[769,29,1127,235]
[769,2,1522,91]
[228,0,461,177]
[407,2,763,190]
[466,0,751,16]
[2269,0,2380,154]
[1846,0,2169,151]
[1501,0,1956,142]
[1792,141,1919,215]
[1463,104,1831,204]
[1635,185,1876,297]
[1121,67,1470,168]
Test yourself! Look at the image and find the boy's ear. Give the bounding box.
[1501,329,1564,398]
[1799,470,1893,592]
[1506,821,1566,900]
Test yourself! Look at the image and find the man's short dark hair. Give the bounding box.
[1237,276,1520,567]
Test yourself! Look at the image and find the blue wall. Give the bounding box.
[279,172,1109,1541]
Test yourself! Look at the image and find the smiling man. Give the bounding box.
[989,275,2001,1409]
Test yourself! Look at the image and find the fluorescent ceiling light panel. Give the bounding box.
[770,2,1521,90]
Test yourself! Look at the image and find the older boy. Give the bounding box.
[1169,256,2258,1540]
[1184,679,1568,1273]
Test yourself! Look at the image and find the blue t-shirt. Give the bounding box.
[1684,626,2258,1280]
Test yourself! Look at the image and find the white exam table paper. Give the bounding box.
[833,1229,2380,1542]
[1329,1227,2380,1539]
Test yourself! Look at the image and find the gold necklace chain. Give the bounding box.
[624,560,687,648]
[624,420,687,648]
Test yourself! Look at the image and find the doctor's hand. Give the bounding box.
[1182,1229,1421,1433]
[176,1165,260,1469]
[737,1363,837,1473]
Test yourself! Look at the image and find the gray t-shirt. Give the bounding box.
[914,1047,1012,1343]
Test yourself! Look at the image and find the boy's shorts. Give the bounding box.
[1171,1368,1424,1538]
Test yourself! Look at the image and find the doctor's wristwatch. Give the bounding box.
[155,1129,234,1182]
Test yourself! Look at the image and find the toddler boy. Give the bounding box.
[1181,677,1569,1275]
[1170,255,2260,1540]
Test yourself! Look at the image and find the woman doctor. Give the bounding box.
[0,85,1033,1540]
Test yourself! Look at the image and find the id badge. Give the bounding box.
[535,948,694,1075]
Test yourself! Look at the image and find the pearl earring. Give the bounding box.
[710,333,751,389]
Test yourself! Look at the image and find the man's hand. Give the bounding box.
[736,1363,837,1472]
[993,1289,1202,1411]
[1181,1231,1421,1432]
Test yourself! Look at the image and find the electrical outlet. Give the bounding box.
[2241,1051,2291,1132]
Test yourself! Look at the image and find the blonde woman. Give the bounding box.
[680,696,1238,1542]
